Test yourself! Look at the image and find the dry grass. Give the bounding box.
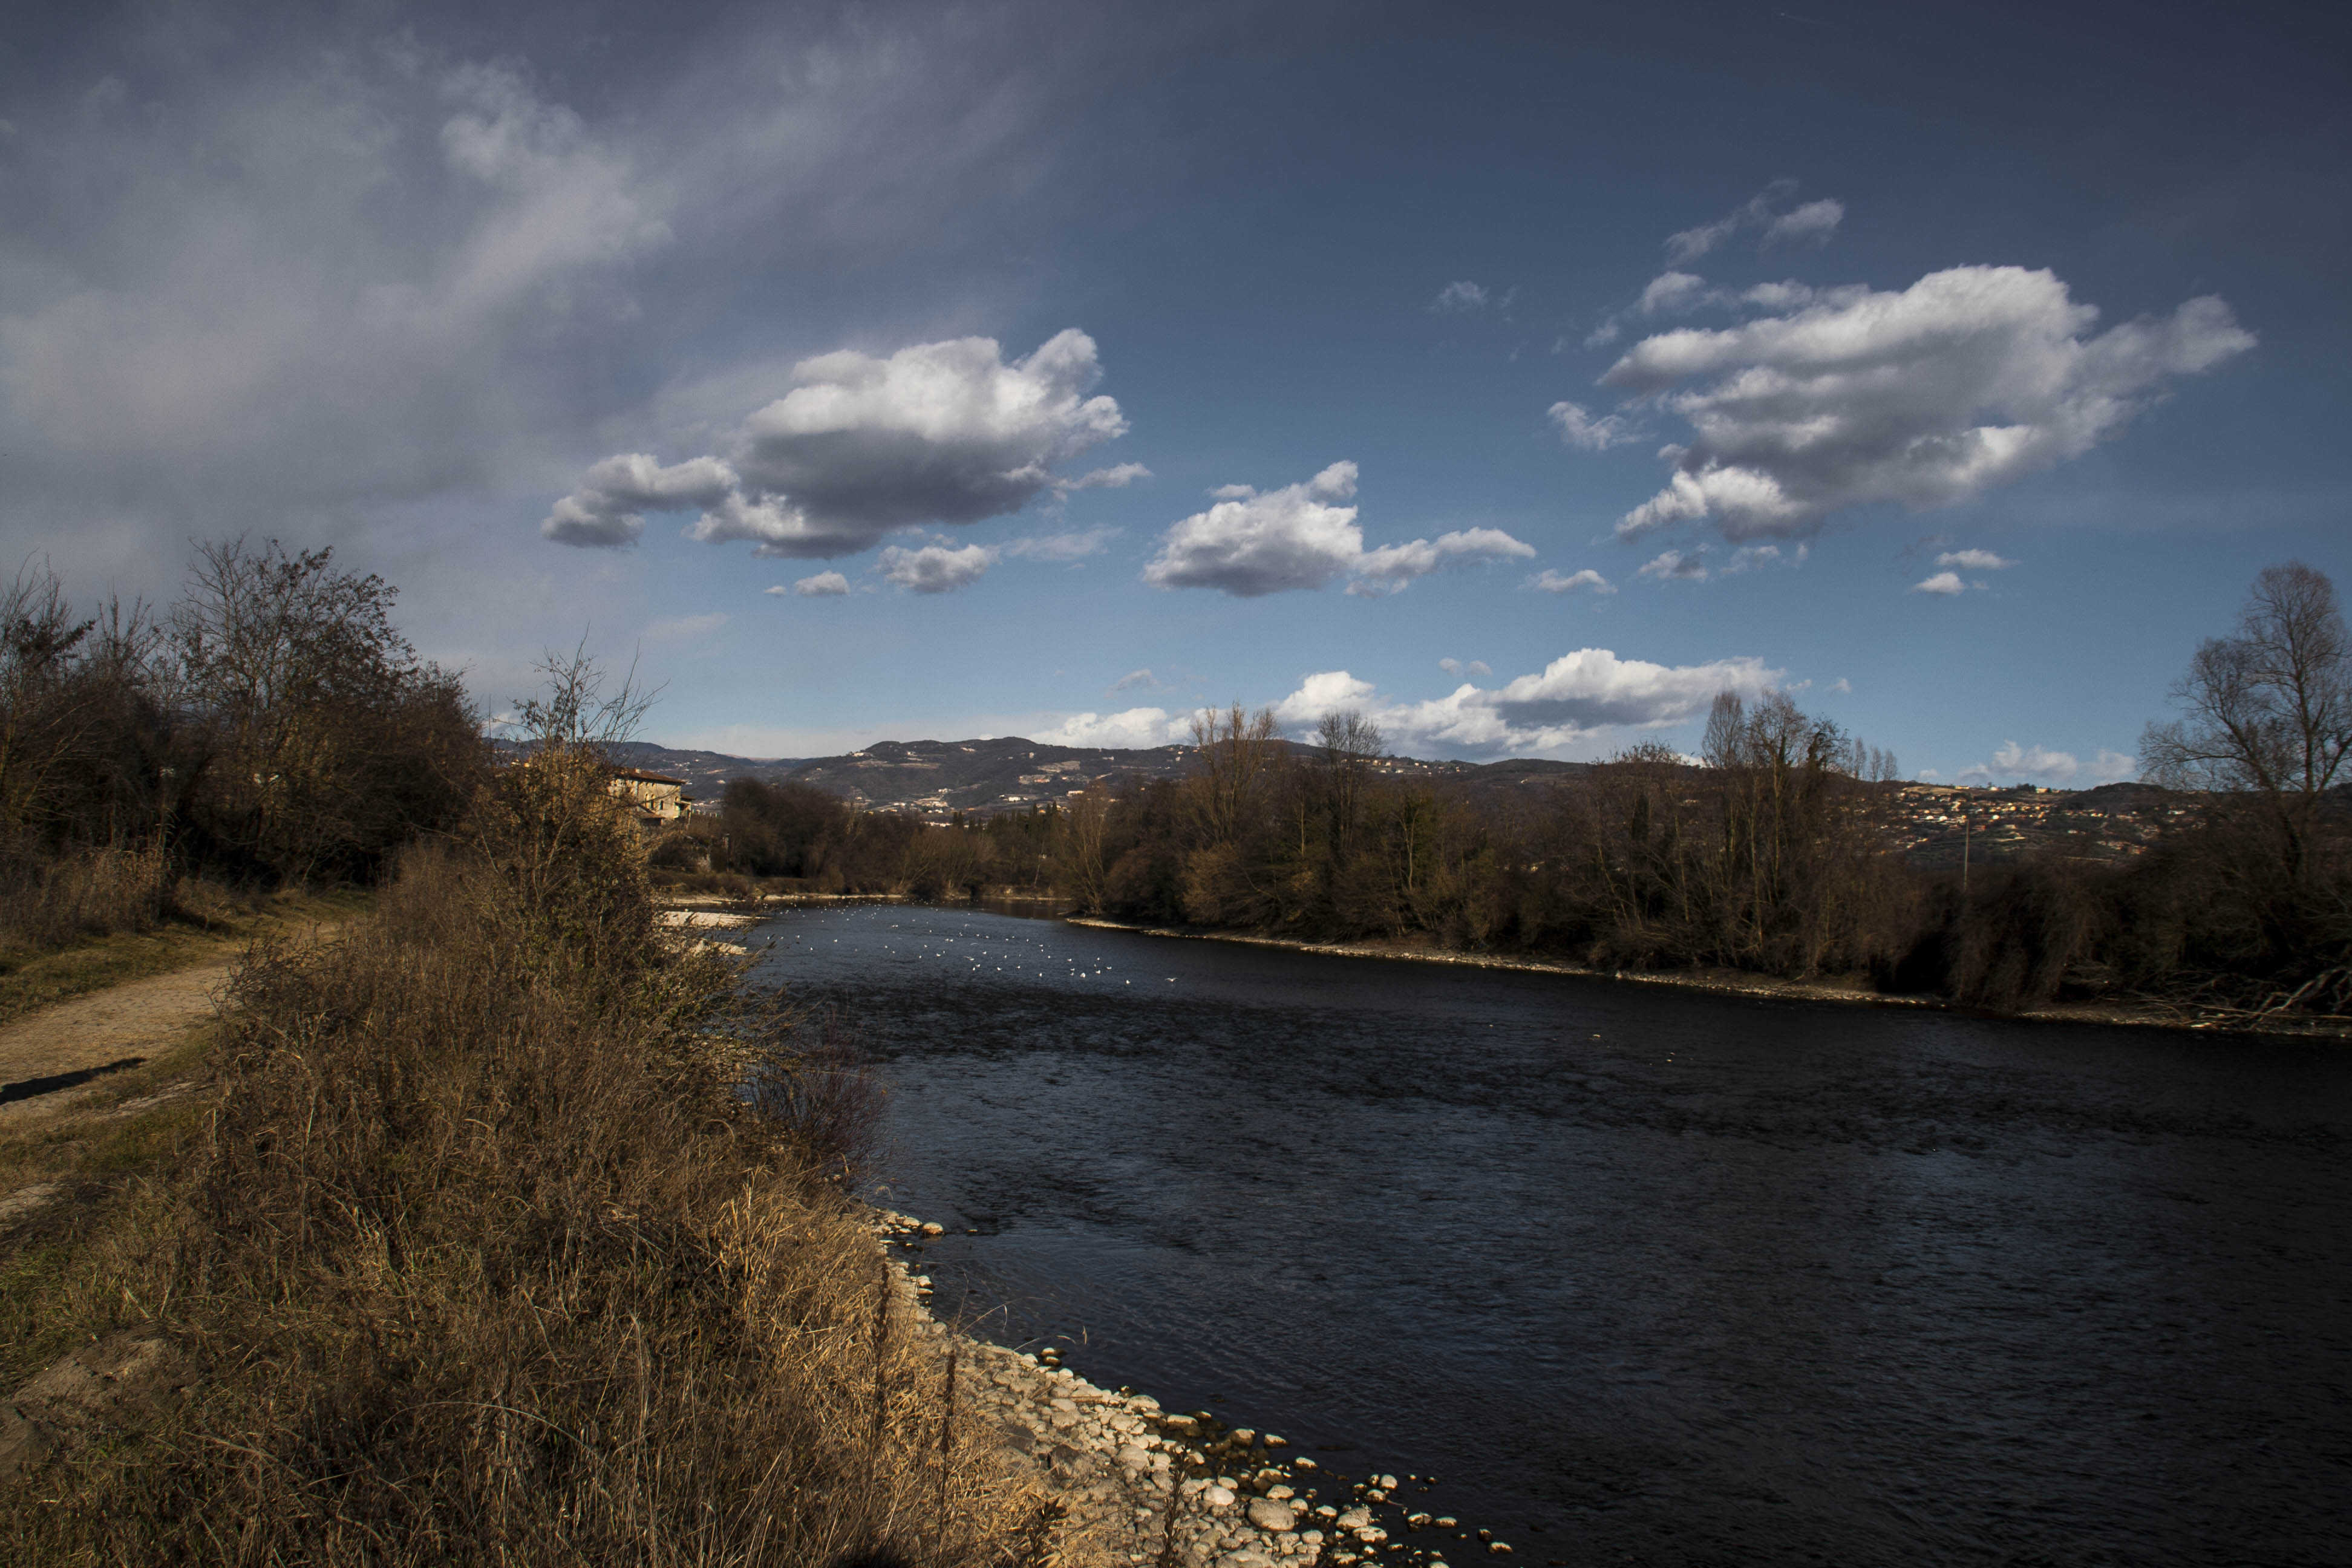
[7,753,1059,1566]
[0,844,176,953]
[0,886,360,1031]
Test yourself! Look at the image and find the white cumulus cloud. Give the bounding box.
[878,542,994,593]
[1637,548,1710,582]
[1910,570,1968,596]
[1549,400,1642,451]
[1638,271,1709,315]
[1664,180,1838,264]
[545,329,1129,556]
[1937,548,2017,570]
[1057,462,1151,494]
[1273,648,1782,756]
[1763,198,1844,249]
[1038,707,1183,748]
[542,454,740,547]
[1959,741,2137,786]
[1602,266,2255,542]
[779,571,850,597]
[1142,462,1532,597]
[1273,671,1378,725]
[1526,568,1615,595]
[1351,528,1536,597]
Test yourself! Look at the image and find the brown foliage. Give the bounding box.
[0,545,483,949]
[16,773,1048,1564]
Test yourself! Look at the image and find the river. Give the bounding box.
[745,903,2351,1567]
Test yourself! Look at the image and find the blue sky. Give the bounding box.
[6,1,2348,782]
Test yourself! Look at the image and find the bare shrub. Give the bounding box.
[1943,860,2114,1010]
[0,842,174,950]
[19,832,1050,1564]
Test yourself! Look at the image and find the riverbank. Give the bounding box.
[871,1206,1484,1568]
[1062,916,2348,1041]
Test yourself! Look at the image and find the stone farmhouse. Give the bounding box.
[607,766,691,830]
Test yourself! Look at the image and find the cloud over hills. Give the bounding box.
[1959,740,2135,786]
[1272,647,1780,754]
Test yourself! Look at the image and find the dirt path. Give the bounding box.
[0,919,342,1122]
[0,958,235,1121]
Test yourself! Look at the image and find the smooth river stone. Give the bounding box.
[1246,1498,1300,1532]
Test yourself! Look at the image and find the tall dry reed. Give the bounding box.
[18,758,1056,1566]
[0,841,175,951]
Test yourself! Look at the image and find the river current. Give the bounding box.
[745,903,2350,1567]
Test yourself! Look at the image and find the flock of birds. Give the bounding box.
[765,912,1181,988]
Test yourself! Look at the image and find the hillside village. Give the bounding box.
[1880,781,2189,869]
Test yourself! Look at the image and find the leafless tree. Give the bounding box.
[2141,561,2352,882]
[1051,788,1112,913]
[172,538,478,879]
[1316,707,1385,851]
[511,637,659,759]
[1186,701,1278,846]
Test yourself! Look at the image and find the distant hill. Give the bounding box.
[545,737,2184,857]
[523,734,2200,864]
[598,742,805,799]
[784,736,1194,816]
[598,734,1592,819]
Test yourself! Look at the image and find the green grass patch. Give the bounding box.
[0,1022,217,1179]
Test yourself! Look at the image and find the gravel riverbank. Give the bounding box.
[872,1209,1497,1568]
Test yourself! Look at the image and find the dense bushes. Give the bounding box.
[16,744,1040,1564]
[1028,687,2347,1022]
[0,543,482,950]
[714,777,922,888]
[1051,696,1917,980]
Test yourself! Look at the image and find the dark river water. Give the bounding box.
[746,903,2352,1567]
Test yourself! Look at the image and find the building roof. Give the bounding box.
[609,767,687,785]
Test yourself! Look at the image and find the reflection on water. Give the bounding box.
[748,904,2352,1567]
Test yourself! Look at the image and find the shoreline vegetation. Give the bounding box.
[1,735,1091,1561]
[0,759,1403,1567]
[1057,916,2338,1041]
[0,538,1371,1563]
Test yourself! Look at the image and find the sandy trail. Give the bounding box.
[0,958,235,1120]
[0,921,341,1122]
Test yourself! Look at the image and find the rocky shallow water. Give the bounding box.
[874,1207,1491,1568]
